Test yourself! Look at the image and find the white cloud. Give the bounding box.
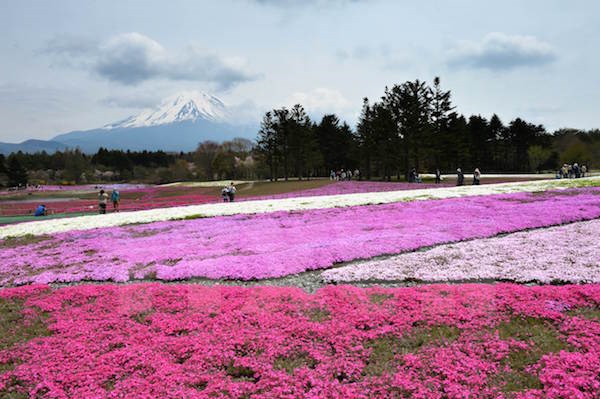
[447,32,557,70]
[288,88,351,112]
[44,33,259,89]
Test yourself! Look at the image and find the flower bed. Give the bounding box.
[0,182,443,216]
[0,193,218,217]
[2,188,600,285]
[2,176,599,238]
[245,180,451,200]
[1,283,599,398]
[323,219,600,284]
[0,185,220,218]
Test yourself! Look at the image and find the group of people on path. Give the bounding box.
[557,163,587,179]
[34,188,120,217]
[98,189,120,214]
[330,169,360,181]
[456,168,481,186]
[221,182,237,202]
[408,167,480,186]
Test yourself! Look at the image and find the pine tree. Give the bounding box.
[356,98,375,179]
[273,108,292,180]
[256,112,279,181]
[430,77,454,169]
[383,80,432,175]
[7,155,28,187]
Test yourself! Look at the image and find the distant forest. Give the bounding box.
[1,77,598,186]
[255,77,598,181]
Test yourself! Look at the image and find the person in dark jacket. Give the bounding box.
[473,168,481,185]
[456,168,464,186]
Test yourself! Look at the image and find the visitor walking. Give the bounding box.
[435,169,441,184]
[111,188,120,212]
[582,164,587,177]
[456,168,464,186]
[98,190,109,214]
[330,170,335,180]
[354,168,360,180]
[227,182,237,202]
[473,168,481,185]
[221,186,230,202]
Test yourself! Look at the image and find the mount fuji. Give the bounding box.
[45,91,257,153]
[103,91,229,129]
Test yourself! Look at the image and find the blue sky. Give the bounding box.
[0,0,598,142]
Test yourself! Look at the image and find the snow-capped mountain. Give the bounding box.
[46,91,256,153]
[0,91,257,154]
[104,91,229,129]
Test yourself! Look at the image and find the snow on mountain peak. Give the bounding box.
[104,91,228,129]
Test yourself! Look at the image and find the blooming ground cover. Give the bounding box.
[2,188,600,286]
[0,181,444,216]
[2,176,599,238]
[0,186,217,217]
[2,178,600,398]
[0,184,149,197]
[244,181,450,200]
[1,283,599,398]
[323,219,600,284]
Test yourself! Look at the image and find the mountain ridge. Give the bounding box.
[0,91,257,154]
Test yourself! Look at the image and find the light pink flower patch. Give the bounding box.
[323,219,600,284]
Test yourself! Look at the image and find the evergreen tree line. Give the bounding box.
[0,148,179,187]
[255,78,599,180]
[0,139,258,187]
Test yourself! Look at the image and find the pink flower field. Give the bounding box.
[243,181,451,200]
[1,283,599,398]
[323,218,600,284]
[2,188,600,285]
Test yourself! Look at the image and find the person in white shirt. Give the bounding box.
[227,182,237,202]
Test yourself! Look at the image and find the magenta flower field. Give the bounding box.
[1,283,599,399]
[2,188,600,285]
[244,180,451,200]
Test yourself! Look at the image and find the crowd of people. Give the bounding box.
[329,169,360,181]
[556,163,587,179]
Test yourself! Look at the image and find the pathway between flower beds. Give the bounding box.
[1,283,599,398]
[2,188,600,286]
[2,176,598,238]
